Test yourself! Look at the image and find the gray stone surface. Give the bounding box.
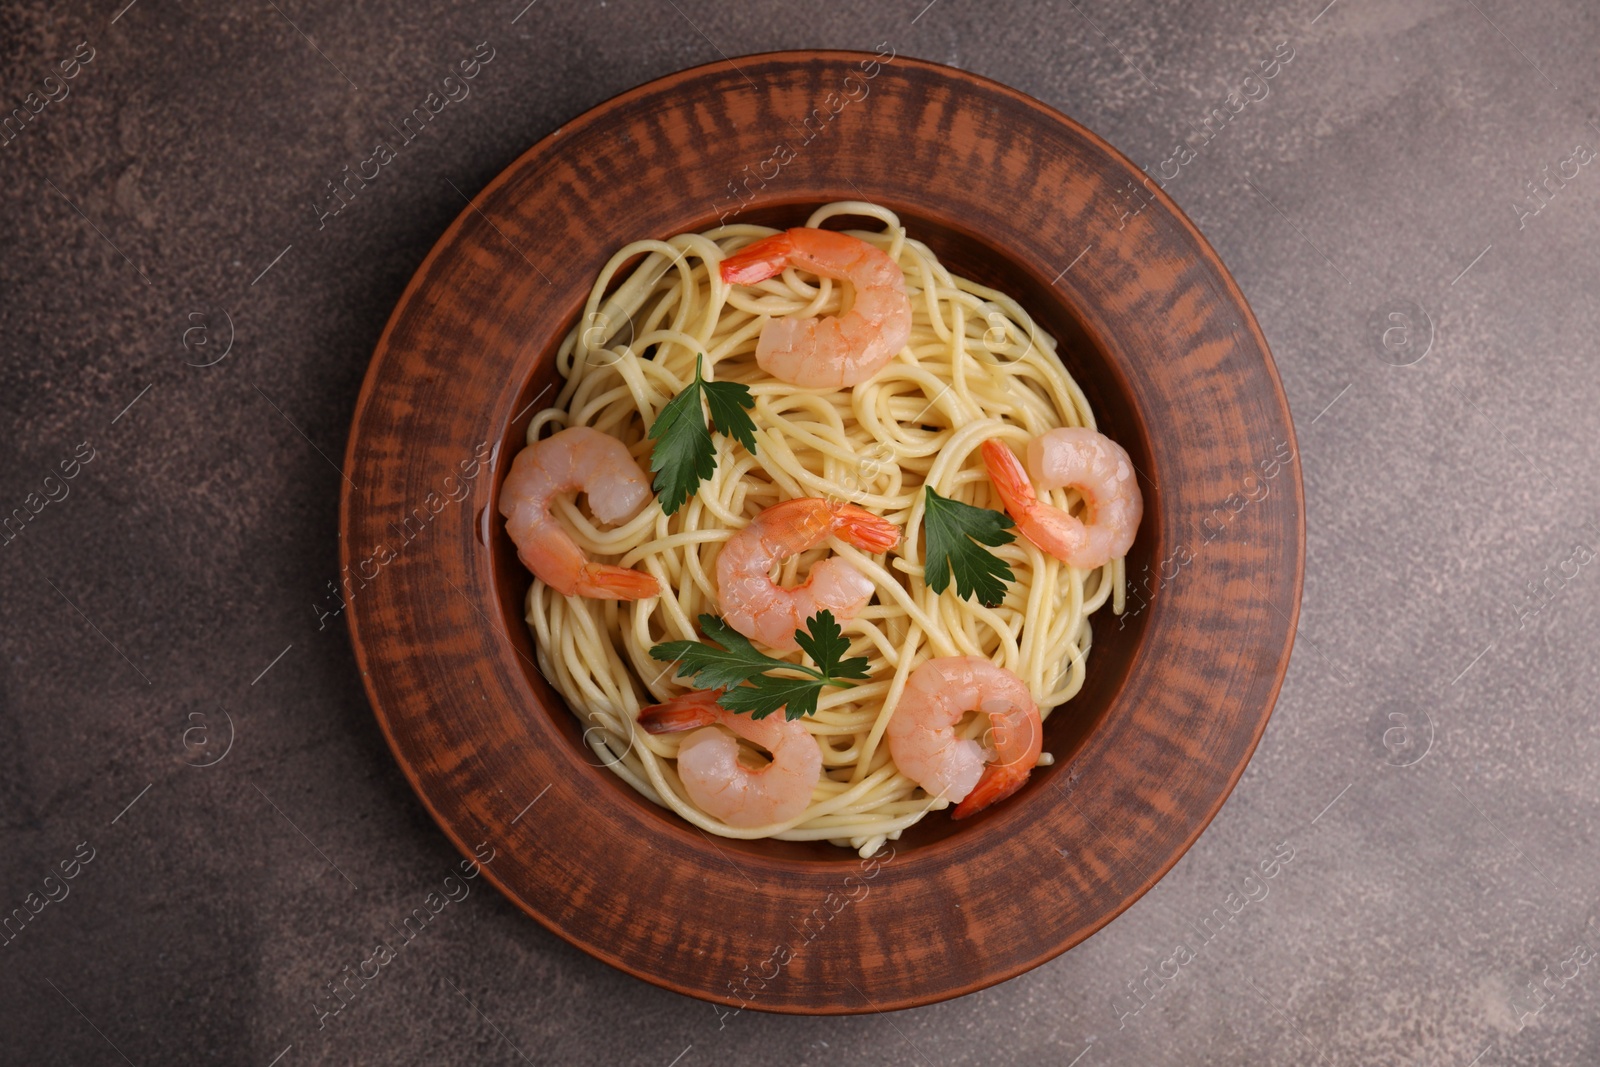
[3,0,1598,1064]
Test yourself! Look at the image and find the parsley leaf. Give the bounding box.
[718,674,825,720]
[922,485,1016,608]
[648,610,866,720]
[702,375,758,454]
[646,394,713,517]
[647,614,774,692]
[647,353,758,515]
[793,608,871,682]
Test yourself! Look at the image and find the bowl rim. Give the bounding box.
[340,48,1304,1013]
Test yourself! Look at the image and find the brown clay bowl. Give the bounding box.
[341,50,1304,1013]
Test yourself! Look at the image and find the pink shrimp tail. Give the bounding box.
[638,690,725,734]
[950,762,1031,820]
[574,562,660,601]
[982,438,1102,564]
[980,439,1040,520]
[831,502,901,553]
[719,233,796,285]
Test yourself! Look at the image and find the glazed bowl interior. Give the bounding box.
[488,198,1159,863]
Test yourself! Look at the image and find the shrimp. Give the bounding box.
[639,689,822,828]
[980,428,1143,570]
[887,657,1043,819]
[718,227,912,389]
[717,497,900,650]
[498,426,660,599]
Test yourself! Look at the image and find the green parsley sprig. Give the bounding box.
[648,353,758,515]
[922,485,1017,608]
[648,610,870,720]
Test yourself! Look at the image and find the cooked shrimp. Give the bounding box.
[498,426,660,599]
[640,689,822,828]
[981,429,1142,570]
[719,227,912,389]
[886,656,1043,819]
[717,497,900,650]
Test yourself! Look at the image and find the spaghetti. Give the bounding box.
[522,202,1127,857]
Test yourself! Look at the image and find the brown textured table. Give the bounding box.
[5,2,1599,1064]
